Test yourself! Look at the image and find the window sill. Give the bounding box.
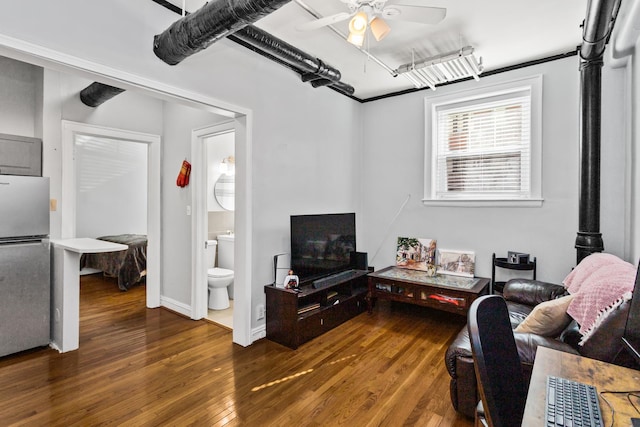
[422,198,544,208]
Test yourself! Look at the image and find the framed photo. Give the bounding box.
[396,237,437,271]
[437,249,475,278]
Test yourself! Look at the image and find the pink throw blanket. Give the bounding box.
[562,252,628,293]
[566,259,635,344]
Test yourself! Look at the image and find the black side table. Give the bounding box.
[491,253,537,294]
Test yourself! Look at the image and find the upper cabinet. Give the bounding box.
[0,133,42,176]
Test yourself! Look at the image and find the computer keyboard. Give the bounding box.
[546,376,603,427]
[312,270,360,289]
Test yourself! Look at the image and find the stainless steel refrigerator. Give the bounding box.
[0,175,50,357]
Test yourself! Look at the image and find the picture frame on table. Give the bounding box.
[437,249,475,278]
[395,237,437,272]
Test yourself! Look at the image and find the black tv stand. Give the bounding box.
[264,269,370,349]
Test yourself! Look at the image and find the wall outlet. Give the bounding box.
[256,304,265,320]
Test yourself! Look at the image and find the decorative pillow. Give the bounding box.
[562,253,626,294]
[514,294,575,337]
[566,261,636,344]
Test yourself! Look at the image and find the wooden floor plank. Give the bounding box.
[0,274,474,426]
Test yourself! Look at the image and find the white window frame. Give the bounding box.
[423,75,544,207]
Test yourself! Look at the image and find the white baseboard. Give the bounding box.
[251,324,266,343]
[161,297,264,346]
[161,296,192,318]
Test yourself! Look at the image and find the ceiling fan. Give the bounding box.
[296,0,446,47]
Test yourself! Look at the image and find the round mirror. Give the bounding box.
[214,174,235,211]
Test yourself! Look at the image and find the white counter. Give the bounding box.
[50,238,127,353]
[52,237,127,253]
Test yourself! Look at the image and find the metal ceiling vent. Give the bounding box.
[153,0,292,65]
[395,46,484,91]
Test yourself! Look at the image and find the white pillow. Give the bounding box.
[514,294,574,337]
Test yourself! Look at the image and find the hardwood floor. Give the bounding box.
[0,274,474,426]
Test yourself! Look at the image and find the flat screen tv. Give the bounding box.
[622,262,640,365]
[290,213,356,283]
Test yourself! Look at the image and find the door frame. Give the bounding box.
[61,120,161,308]
[191,119,252,347]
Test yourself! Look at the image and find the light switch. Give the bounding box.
[50,199,57,211]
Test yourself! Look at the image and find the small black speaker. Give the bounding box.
[350,251,368,271]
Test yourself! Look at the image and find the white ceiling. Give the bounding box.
[165,0,587,100]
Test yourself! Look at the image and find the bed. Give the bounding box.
[80,234,147,291]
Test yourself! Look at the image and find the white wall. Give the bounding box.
[361,57,627,283]
[161,102,225,304]
[0,56,39,137]
[632,54,640,263]
[607,0,640,265]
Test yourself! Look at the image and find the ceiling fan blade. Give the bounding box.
[296,11,354,31]
[382,5,446,25]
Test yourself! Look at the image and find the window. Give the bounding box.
[424,76,543,207]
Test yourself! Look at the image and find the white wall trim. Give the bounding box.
[251,324,266,342]
[160,296,192,318]
[61,120,161,308]
[191,122,235,321]
[191,119,254,347]
[422,198,544,208]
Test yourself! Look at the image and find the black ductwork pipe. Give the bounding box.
[232,26,342,83]
[80,82,126,107]
[81,0,354,107]
[574,0,620,263]
[153,0,292,65]
[229,28,354,95]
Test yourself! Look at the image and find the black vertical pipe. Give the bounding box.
[574,0,620,263]
[575,58,604,262]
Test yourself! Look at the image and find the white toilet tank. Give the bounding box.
[216,234,234,270]
[217,234,234,299]
[205,240,217,269]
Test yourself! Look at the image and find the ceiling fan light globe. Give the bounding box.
[349,11,368,34]
[347,32,365,47]
[370,17,391,41]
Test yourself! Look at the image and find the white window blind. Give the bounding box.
[433,89,532,200]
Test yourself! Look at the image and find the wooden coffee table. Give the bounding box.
[367,266,490,316]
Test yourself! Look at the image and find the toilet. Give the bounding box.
[216,234,235,299]
[205,239,234,310]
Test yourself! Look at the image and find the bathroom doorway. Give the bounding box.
[191,120,245,337]
[204,130,235,329]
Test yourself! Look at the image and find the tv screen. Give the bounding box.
[290,213,356,282]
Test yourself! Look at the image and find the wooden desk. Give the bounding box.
[523,346,640,427]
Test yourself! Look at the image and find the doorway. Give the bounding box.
[191,120,252,345]
[205,130,235,329]
[62,121,161,308]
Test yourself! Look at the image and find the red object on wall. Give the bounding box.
[177,160,191,187]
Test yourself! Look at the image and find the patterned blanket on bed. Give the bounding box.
[80,234,147,291]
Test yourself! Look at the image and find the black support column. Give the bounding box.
[574,0,620,264]
[575,58,604,262]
